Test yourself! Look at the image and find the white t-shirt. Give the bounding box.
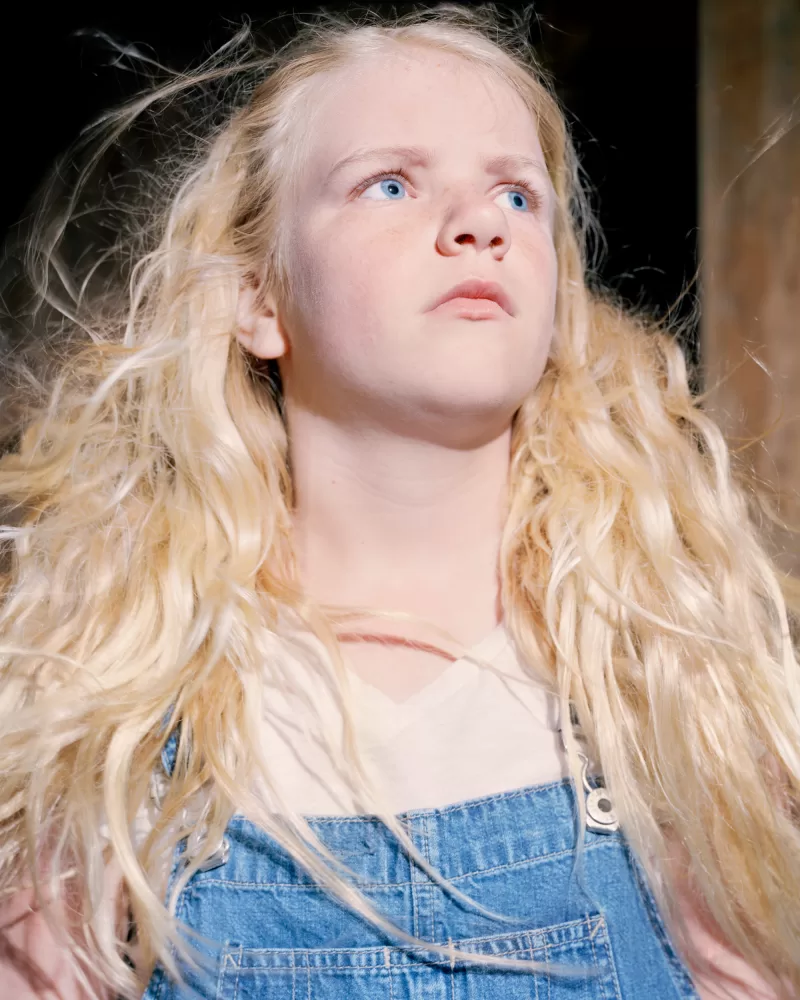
[126,621,569,853]
[255,620,569,817]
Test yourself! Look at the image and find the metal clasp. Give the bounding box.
[194,836,231,872]
[580,756,619,834]
[559,712,619,834]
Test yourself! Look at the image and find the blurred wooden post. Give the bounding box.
[700,0,800,575]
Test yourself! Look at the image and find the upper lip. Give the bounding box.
[430,279,515,316]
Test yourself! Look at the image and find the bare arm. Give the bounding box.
[665,834,795,1000]
[0,860,125,1000]
[1,887,87,1000]
[678,892,788,1000]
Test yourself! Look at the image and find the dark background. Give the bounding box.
[1,2,698,348]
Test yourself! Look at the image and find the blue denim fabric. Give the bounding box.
[142,734,700,1000]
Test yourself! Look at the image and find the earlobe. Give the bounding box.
[235,284,289,360]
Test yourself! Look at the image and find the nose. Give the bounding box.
[436,198,511,260]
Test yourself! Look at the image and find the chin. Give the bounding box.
[403,389,526,441]
[423,369,541,412]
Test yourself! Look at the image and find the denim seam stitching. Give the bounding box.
[602,920,621,1000]
[598,914,623,1000]
[233,945,243,1000]
[226,942,589,971]
[545,928,552,1000]
[449,842,611,883]
[422,812,435,943]
[183,838,615,893]
[219,914,599,966]
[409,816,420,940]
[587,918,599,995]
[588,914,615,1000]
[387,944,395,999]
[216,947,233,1000]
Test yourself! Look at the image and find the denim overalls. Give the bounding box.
[142,733,700,1000]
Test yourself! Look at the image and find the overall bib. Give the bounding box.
[142,735,700,1000]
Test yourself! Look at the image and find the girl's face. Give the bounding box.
[253,47,558,444]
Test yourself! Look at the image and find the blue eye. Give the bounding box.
[502,189,531,212]
[361,175,408,201]
[357,168,543,214]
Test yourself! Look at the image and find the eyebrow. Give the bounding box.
[325,144,552,188]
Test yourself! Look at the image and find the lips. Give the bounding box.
[430,278,514,316]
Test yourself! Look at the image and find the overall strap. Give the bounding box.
[155,717,230,874]
[160,723,181,778]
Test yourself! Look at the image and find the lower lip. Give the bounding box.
[433,296,508,319]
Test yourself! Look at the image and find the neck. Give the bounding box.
[287,410,510,647]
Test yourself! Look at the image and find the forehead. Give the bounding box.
[300,46,546,177]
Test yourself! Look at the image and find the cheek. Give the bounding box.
[286,239,386,365]
[530,237,559,320]
[309,229,405,328]
[525,224,558,276]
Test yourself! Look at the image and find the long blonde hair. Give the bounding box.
[2,5,799,998]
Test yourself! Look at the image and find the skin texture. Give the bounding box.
[0,858,126,999]
[237,47,558,653]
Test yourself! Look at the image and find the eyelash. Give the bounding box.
[356,166,544,213]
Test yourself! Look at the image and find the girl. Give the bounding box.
[1,6,799,999]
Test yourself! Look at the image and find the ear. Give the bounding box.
[235,283,289,360]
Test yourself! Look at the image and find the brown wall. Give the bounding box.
[701,0,800,574]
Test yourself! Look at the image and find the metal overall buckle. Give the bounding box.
[559,713,619,834]
[149,758,231,872]
[579,753,619,833]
